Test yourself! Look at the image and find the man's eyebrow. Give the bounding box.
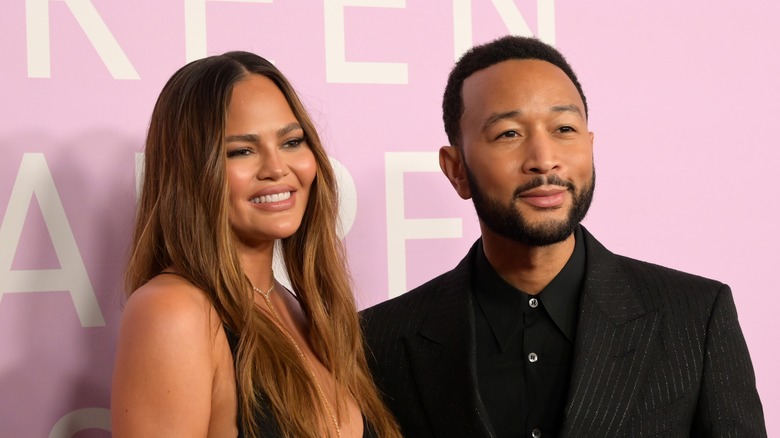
[224,123,303,144]
[551,104,583,117]
[481,110,521,132]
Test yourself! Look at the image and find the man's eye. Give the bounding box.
[558,126,576,133]
[497,130,519,139]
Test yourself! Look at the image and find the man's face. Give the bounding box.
[445,59,595,246]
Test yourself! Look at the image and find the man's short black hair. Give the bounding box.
[442,35,588,147]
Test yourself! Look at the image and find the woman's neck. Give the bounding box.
[235,239,276,289]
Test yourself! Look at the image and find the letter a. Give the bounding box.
[0,154,104,327]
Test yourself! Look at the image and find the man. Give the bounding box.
[361,36,766,437]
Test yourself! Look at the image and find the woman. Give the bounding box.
[111,51,400,438]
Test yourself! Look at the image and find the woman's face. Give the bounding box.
[224,74,317,247]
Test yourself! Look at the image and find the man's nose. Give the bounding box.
[521,131,560,175]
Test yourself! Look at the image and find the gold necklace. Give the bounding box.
[253,282,342,438]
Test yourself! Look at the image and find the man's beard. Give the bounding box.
[465,164,595,247]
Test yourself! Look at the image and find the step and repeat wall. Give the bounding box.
[1,1,778,436]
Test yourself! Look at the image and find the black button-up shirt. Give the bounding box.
[473,227,586,438]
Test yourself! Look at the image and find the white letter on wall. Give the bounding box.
[385,152,462,299]
[0,154,104,327]
[26,0,139,79]
[330,157,358,240]
[135,152,144,200]
[184,0,273,62]
[49,408,111,438]
[324,0,408,84]
[452,0,556,60]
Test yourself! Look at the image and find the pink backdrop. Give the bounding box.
[1,1,777,436]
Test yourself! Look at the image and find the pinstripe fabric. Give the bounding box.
[361,227,766,437]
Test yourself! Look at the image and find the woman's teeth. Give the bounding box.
[250,191,291,204]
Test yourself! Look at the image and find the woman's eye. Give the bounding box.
[283,138,305,148]
[226,148,252,158]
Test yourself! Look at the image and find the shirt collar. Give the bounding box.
[540,226,586,341]
[473,226,586,347]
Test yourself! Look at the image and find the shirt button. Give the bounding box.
[528,352,538,363]
[529,297,539,308]
[531,428,542,438]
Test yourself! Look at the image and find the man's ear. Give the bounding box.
[439,145,472,200]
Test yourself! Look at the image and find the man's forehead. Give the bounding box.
[461,59,584,115]
[464,59,574,93]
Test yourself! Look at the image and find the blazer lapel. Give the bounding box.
[405,243,495,438]
[560,228,661,436]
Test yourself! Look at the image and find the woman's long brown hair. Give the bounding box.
[125,51,400,438]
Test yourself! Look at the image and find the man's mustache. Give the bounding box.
[513,175,575,198]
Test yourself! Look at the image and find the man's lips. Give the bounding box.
[517,187,567,208]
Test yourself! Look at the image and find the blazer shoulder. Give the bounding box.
[361,269,453,331]
[584,227,724,293]
[362,240,478,325]
[612,253,729,313]
[361,239,481,346]
[583,227,727,308]
[616,254,725,288]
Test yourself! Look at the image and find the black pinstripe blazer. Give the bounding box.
[361,227,766,437]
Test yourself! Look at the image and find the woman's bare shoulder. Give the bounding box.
[112,273,226,437]
[121,275,225,345]
[123,274,218,331]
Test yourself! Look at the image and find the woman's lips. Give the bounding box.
[250,191,292,204]
[249,188,297,211]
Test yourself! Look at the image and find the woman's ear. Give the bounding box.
[439,145,472,200]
